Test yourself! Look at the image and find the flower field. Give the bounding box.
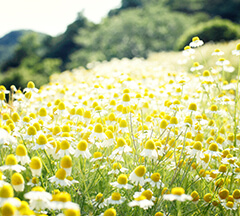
[0,38,240,216]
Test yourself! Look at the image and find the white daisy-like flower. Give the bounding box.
[232,43,240,56]
[91,193,107,208]
[189,36,204,48]
[0,184,21,207]
[57,140,75,157]
[48,169,72,187]
[110,174,133,189]
[0,154,26,173]
[15,144,31,165]
[0,128,17,147]
[216,58,230,66]
[89,123,107,142]
[74,140,91,159]
[190,62,204,72]
[108,163,128,175]
[24,186,52,210]
[51,192,79,210]
[144,172,164,189]
[163,187,192,202]
[140,140,158,160]
[133,188,156,203]
[212,49,224,56]
[182,46,195,56]
[129,165,146,186]
[128,195,154,210]
[106,192,126,205]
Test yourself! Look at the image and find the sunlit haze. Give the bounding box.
[0,0,121,37]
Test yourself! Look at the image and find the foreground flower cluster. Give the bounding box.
[0,39,240,216]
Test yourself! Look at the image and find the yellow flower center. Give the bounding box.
[105,130,114,139]
[0,184,14,198]
[11,173,24,185]
[111,192,121,201]
[55,169,66,180]
[37,135,48,145]
[219,189,229,199]
[94,123,103,133]
[6,154,17,165]
[117,174,128,185]
[76,108,83,116]
[193,141,202,151]
[60,140,70,150]
[62,125,71,133]
[27,81,35,88]
[56,192,71,202]
[117,138,126,147]
[122,93,130,102]
[77,140,88,151]
[210,105,218,112]
[32,177,39,184]
[60,155,72,168]
[192,36,200,42]
[236,43,240,51]
[95,193,104,202]
[23,116,30,123]
[16,144,27,156]
[169,117,178,125]
[113,163,122,170]
[104,208,116,216]
[25,92,32,99]
[184,116,192,126]
[155,212,164,216]
[2,202,16,216]
[58,102,66,110]
[134,165,146,177]
[93,152,102,158]
[53,126,61,135]
[119,119,127,128]
[30,157,42,169]
[209,143,218,151]
[39,108,47,117]
[151,173,160,182]
[145,140,155,150]
[134,195,147,201]
[12,113,20,122]
[160,119,168,129]
[64,209,81,216]
[191,191,199,202]
[32,186,45,192]
[188,103,197,111]
[233,189,240,199]
[218,164,227,173]
[193,62,200,67]
[141,190,153,200]
[171,187,185,196]
[226,201,234,208]
[27,126,37,136]
[204,193,212,203]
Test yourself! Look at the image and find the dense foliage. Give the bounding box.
[0,0,240,89]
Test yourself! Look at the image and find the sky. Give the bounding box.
[0,0,121,38]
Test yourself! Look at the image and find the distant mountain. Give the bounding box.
[0,30,33,66]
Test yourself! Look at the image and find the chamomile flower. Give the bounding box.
[110,174,133,189]
[89,123,107,141]
[99,208,116,216]
[15,144,31,165]
[51,191,79,210]
[29,157,42,177]
[182,46,195,57]
[49,169,72,187]
[163,187,192,201]
[0,154,26,173]
[129,165,146,186]
[1,202,17,216]
[60,155,72,176]
[128,195,154,210]
[212,49,224,56]
[133,188,156,203]
[23,81,38,93]
[92,193,107,208]
[57,140,75,157]
[108,163,128,175]
[144,173,164,189]
[111,138,132,156]
[0,184,21,207]
[190,62,204,72]
[232,43,240,56]
[11,173,24,192]
[140,140,158,160]
[74,140,91,159]
[24,186,52,210]
[216,58,230,66]
[106,192,126,205]
[32,134,53,150]
[189,36,204,48]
